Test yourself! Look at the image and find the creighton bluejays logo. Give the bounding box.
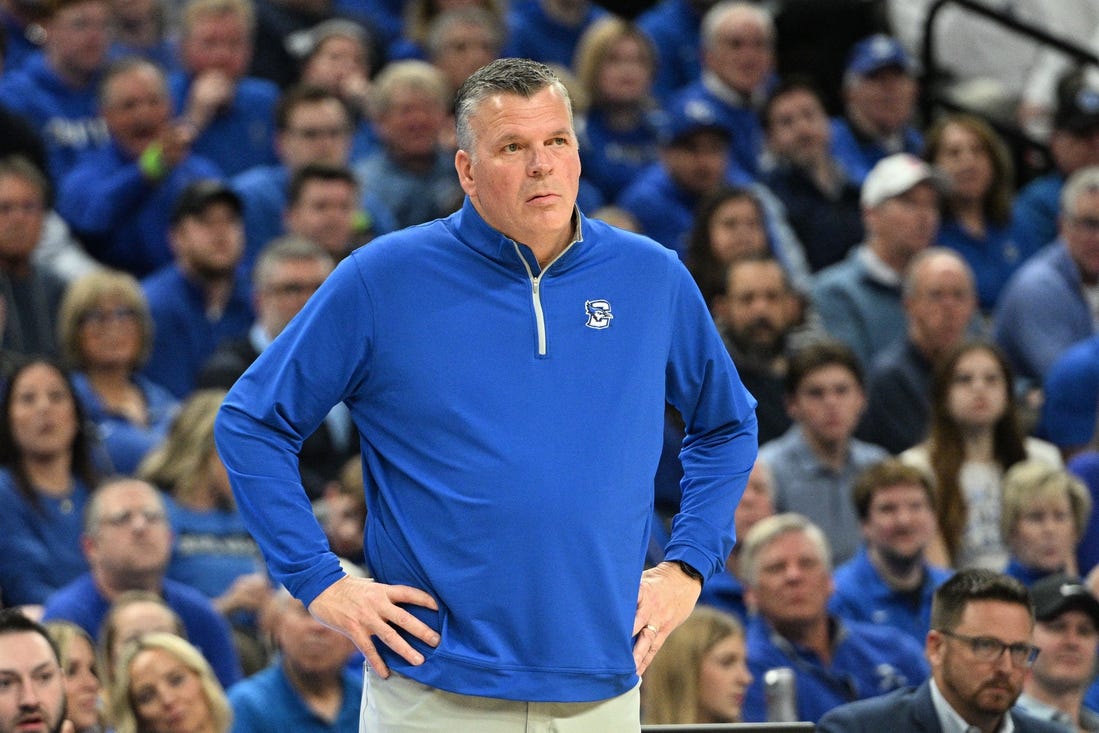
[584,299,614,329]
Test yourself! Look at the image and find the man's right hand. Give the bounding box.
[308,575,441,678]
[185,70,234,130]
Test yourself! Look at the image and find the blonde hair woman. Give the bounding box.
[138,390,272,673]
[641,606,752,724]
[1001,460,1092,585]
[45,620,104,733]
[97,591,186,690]
[109,633,231,733]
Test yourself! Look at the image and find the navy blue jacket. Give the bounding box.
[817,680,1063,733]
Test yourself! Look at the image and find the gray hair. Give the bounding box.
[701,0,774,51]
[252,234,333,290]
[454,57,573,154]
[83,477,166,535]
[1061,165,1099,218]
[369,59,450,117]
[426,7,505,60]
[739,512,832,587]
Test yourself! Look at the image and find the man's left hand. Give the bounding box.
[632,561,702,674]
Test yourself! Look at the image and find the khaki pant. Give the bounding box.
[360,669,641,733]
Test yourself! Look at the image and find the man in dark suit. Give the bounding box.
[817,568,1064,733]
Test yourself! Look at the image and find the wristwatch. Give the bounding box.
[673,560,703,585]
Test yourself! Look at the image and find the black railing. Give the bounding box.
[919,0,1099,180]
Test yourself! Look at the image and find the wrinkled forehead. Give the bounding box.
[0,631,59,671]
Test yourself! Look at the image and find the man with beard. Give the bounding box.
[829,459,952,645]
[0,610,70,733]
[1015,574,1099,731]
[715,253,797,444]
[227,590,362,731]
[857,248,978,454]
[818,569,1063,733]
[140,180,254,398]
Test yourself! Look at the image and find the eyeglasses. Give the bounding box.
[286,126,350,141]
[264,280,325,297]
[79,306,140,328]
[937,629,1040,667]
[1068,215,1099,235]
[0,199,43,216]
[100,508,166,528]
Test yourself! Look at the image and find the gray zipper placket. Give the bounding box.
[512,241,576,357]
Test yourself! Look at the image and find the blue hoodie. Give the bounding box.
[216,196,758,703]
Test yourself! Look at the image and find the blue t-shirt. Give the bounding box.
[937,217,1030,313]
[228,661,363,733]
[164,495,265,601]
[71,372,178,475]
[0,470,90,606]
[42,572,242,688]
[829,548,952,645]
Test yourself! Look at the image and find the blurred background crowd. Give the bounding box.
[7,0,1099,729]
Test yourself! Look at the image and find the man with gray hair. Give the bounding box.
[669,1,776,177]
[740,512,928,723]
[216,57,758,730]
[197,235,347,499]
[353,60,463,229]
[994,164,1099,385]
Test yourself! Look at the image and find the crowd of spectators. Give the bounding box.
[6,0,1099,728]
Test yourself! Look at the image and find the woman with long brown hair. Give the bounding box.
[901,341,1060,568]
[923,113,1023,312]
[0,358,100,608]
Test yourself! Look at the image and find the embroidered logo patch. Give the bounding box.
[584,299,614,329]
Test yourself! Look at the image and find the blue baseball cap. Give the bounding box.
[658,96,730,147]
[845,34,914,78]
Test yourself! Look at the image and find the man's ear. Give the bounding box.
[745,586,758,614]
[454,149,475,197]
[81,533,97,564]
[925,629,945,668]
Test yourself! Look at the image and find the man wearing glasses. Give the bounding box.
[818,568,1063,733]
[994,165,1099,387]
[40,478,242,689]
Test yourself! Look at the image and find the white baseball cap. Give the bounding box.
[860,153,941,208]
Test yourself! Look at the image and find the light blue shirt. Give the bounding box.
[931,677,1014,733]
[758,425,890,564]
